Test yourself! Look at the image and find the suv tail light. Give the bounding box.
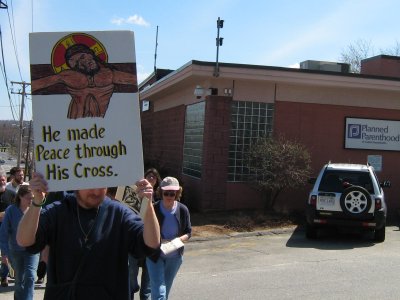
[310,195,317,206]
[375,198,382,210]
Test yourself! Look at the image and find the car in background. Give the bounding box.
[0,159,5,164]
[306,162,391,242]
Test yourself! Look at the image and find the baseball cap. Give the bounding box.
[160,177,180,190]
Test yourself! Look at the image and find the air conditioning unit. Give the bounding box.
[300,60,350,73]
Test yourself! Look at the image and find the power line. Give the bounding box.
[0,25,17,120]
[6,1,23,81]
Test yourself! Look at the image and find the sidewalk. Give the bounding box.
[0,280,45,299]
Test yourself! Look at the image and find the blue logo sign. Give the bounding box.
[348,124,361,139]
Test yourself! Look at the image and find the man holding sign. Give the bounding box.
[23,30,160,299]
[17,173,160,300]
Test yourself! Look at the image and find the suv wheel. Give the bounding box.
[340,186,372,216]
[305,223,318,239]
[374,226,385,243]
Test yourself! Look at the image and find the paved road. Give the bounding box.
[173,226,400,300]
[2,226,400,299]
[0,151,19,175]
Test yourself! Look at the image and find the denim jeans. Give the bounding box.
[146,255,182,300]
[129,255,140,297]
[0,246,9,280]
[129,256,151,300]
[139,263,151,300]
[0,261,9,279]
[9,250,39,300]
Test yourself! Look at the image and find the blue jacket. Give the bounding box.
[0,204,25,256]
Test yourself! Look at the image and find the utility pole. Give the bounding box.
[154,26,159,76]
[214,17,224,77]
[11,81,31,168]
[25,120,32,180]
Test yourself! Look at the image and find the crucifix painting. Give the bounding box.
[31,33,137,119]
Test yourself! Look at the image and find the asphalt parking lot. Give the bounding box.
[2,225,400,299]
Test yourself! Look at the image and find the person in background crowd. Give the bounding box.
[106,187,118,200]
[0,185,40,299]
[0,172,16,287]
[16,173,160,300]
[6,167,28,193]
[129,168,162,299]
[144,168,162,202]
[147,176,191,300]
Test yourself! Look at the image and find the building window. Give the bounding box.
[228,101,274,181]
[182,102,205,178]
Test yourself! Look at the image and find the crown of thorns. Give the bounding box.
[65,44,98,66]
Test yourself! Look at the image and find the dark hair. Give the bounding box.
[144,168,162,189]
[15,185,32,207]
[9,167,22,177]
[106,187,118,199]
[65,44,98,67]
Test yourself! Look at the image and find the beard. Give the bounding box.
[14,178,23,185]
[76,62,100,77]
[0,184,5,193]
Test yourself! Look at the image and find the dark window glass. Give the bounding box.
[183,102,205,178]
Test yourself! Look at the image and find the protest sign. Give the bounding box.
[115,185,149,218]
[30,31,143,191]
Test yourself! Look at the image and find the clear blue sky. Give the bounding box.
[1,0,399,121]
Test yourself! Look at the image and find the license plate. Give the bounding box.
[318,195,335,206]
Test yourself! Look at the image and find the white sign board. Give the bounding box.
[345,117,400,151]
[30,31,143,191]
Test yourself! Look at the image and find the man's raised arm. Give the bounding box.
[136,179,160,249]
[16,173,48,247]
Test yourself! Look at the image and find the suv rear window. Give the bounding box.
[319,170,374,194]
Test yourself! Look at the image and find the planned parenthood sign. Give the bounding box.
[345,117,400,151]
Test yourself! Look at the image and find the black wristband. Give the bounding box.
[32,197,46,207]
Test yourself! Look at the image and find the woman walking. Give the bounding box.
[146,177,191,300]
[0,185,39,300]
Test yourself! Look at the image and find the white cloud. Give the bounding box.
[111,18,124,26]
[135,63,152,84]
[111,15,150,27]
[137,71,151,84]
[287,63,299,69]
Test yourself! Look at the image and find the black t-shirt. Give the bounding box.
[26,195,151,300]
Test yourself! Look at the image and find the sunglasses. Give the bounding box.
[146,175,155,180]
[163,191,176,197]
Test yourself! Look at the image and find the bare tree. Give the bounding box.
[246,135,311,211]
[380,41,400,56]
[340,39,400,73]
[339,39,374,73]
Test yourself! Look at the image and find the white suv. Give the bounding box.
[306,163,390,242]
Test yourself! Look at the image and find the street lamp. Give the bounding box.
[214,17,224,77]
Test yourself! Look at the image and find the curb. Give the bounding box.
[190,226,299,243]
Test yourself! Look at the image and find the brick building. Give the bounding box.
[139,55,400,217]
